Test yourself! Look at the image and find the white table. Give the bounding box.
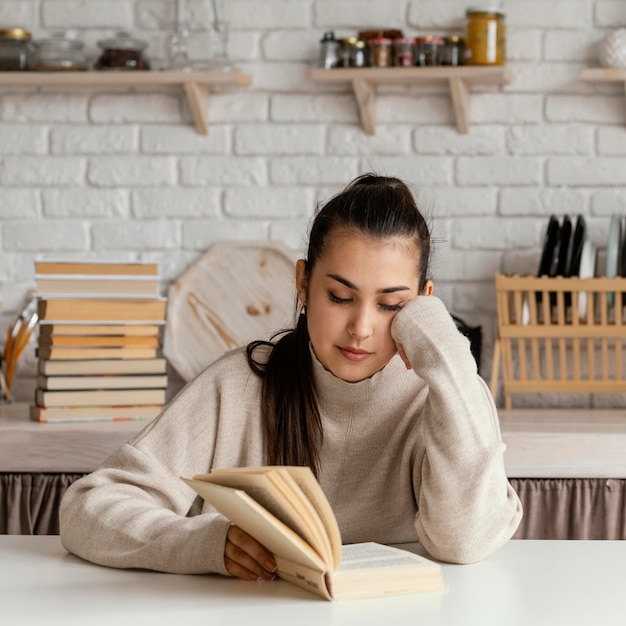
[2,536,625,626]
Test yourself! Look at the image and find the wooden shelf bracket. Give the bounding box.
[309,66,511,135]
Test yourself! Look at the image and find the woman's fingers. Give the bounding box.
[224,525,277,581]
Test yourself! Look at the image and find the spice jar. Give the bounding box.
[338,37,367,68]
[94,32,150,70]
[0,28,32,71]
[465,6,506,65]
[369,37,393,67]
[440,35,465,66]
[318,31,340,69]
[415,36,445,66]
[28,32,87,71]
[393,37,416,67]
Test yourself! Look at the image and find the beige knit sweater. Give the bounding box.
[59,296,522,574]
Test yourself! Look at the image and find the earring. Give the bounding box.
[300,303,307,316]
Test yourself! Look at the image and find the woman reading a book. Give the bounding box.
[60,174,522,582]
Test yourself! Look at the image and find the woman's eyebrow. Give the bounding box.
[326,274,411,294]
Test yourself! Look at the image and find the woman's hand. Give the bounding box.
[224,524,277,581]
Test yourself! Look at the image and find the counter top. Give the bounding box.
[1,402,626,477]
[2,536,625,626]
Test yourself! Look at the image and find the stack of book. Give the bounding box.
[31,260,168,423]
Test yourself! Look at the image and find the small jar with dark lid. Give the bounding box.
[28,32,87,71]
[0,28,32,71]
[440,35,465,66]
[94,31,150,70]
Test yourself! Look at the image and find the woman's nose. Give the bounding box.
[348,307,373,339]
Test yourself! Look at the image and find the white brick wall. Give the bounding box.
[1,0,625,408]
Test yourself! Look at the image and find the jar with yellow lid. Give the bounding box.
[465,6,505,65]
[0,28,32,70]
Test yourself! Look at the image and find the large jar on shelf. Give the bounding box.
[28,32,87,71]
[94,32,150,70]
[0,28,32,71]
[465,6,506,65]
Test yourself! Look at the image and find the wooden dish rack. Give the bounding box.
[491,273,626,408]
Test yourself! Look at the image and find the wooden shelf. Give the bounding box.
[0,70,252,135]
[308,65,512,135]
[580,68,626,116]
[580,67,626,83]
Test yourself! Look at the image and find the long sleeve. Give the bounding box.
[59,349,266,574]
[391,296,522,564]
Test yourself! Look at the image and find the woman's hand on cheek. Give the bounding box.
[224,524,277,582]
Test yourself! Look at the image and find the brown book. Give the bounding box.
[38,358,168,376]
[35,387,166,408]
[39,323,162,336]
[37,334,160,348]
[36,346,159,360]
[34,260,159,276]
[30,404,162,423]
[37,297,167,322]
[37,374,168,390]
[35,275,160,297]
[183,466,446,601]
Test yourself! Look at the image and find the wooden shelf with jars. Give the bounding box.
[0,70,252,135]
[308,65,512,135]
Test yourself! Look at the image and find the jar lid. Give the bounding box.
[416,36,445,44]
[0,28,32,40]
[393,37,416,44]
[339,36,359,45]
[466,6,506,17]
[444,35,465,43]
[97,31,148,51]
[369,37,392,45]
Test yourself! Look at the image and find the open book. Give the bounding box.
[182,466,446,601]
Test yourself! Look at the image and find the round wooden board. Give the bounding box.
[163,241,298,382]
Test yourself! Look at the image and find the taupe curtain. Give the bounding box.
[511,478,626,540]
[0,473,84,534]
[1,474,625,538]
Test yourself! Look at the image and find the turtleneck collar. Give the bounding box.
[309,343,415,418]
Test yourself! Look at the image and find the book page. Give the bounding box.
[182,479,326,571]
[329,543,446,601]
[192,468,331,566]
[282,466,342,570]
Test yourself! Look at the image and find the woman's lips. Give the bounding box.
[338,346,372,362]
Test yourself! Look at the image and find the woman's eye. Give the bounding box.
[379,302,403,312]
[329,292,351,304]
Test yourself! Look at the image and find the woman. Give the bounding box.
[59,174,522,581]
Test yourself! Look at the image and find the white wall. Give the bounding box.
[1,0,626,406]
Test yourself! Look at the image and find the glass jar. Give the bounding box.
[440,35,465,66]
[393,37,416,67]
[0,28,32,71]
[338,37,367,68]
[94,31,150,70]
[28,32,87,71]
[415,36,445,66]
[318,31,340,69]
[369,37,393,67]
[465,6,506,65]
